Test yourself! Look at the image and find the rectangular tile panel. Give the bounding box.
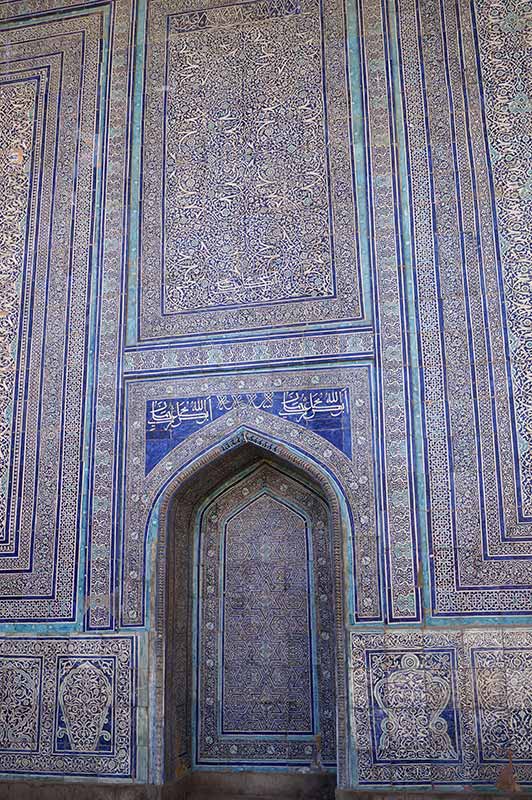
[350,628,532,785]
[0,12,105,621]
[396,0,532,613]
[0,636,135,777]
[138,0,362,340]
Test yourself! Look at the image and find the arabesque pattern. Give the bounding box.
[0,0,530,787]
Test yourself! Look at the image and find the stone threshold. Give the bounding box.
[0,773,529,800]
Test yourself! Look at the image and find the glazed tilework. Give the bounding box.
[145,387,352,471]
[122,367,380,626]
[350,629,532,785]
[138,0,362,340]
[353,0,421,624]
[0,8,106,620]
[473,0,532,520]
[122,329,375,372]
[196,465,336,765]
[0,657,41,752]
[0,0,530,786]
[0,80,34,538]
[0,636,135,777]
[162,0,335,313]
[472,646,532,763]
[396,0,532,613]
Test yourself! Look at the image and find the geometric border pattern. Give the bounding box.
[396,0,532,613]
[0,8,105,621]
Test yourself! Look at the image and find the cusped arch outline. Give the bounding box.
[140,424,354,786]
[122,406,381,631]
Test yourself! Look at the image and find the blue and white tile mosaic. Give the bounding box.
[0,637,135,777]
[146,388,352,471]
[124,367,379,627]
[351,629,532,785]
[0,0,530,786]
[196,464,337,766]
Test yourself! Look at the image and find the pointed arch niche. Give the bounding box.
[148,431,352,788]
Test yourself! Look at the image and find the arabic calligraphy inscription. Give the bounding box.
[145,388,351,471]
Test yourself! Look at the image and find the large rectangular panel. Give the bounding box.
[138,0,362,340]
[350,628,532,785]
[395,0,532,613]
[0,636,135,777]
[0,11,105,620]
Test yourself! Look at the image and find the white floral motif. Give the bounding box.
[57,660,113,752]
[351,630,532,785]
[0,658,40,751]
[373,653,458,761]
[0,81,34,535]
[0,637,134,776]
[474,648,532,762]
[164,2,333,313]
[140,0,361,338]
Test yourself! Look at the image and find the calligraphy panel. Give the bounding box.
[145,388,352,472]
[139,0,361,340]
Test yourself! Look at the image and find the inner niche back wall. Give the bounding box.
[0,0,530,788]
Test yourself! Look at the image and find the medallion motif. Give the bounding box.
[0,636,134,777]
[351,630,532,784]
[372,652,458,762]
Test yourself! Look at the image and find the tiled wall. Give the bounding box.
[0,0,530,787]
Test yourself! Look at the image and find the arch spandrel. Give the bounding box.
[122,402,382,629]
